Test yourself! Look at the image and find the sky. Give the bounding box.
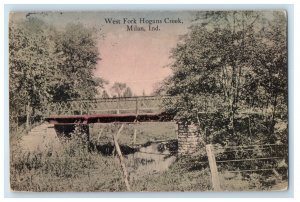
[92,11,194,95]
[10,11,196,95]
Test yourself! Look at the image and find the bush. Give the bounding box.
[10,135,125,192]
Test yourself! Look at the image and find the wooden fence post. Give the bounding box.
[97,128,104,142]
[206,144,221,191]
[133,129,137,145]
[113,124,131,191]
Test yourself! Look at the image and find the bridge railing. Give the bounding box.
[46,96,175,116]
[45,94,287,117]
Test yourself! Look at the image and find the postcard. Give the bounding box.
[9,10,288,192]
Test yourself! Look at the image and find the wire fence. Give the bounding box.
[206,143,288,191]
[217,144,286,171]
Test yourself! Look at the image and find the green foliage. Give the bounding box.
[130,161,212,192]
[160,11,287,145]
[9,18,57,115]
[10,121,287,192]
[111,82,127,97]
[101,90,110,98]
[9,17,103,130]
[123,87,133,97]
[52,23,103,101]
[108,82,134,98]
[10,136,124,192]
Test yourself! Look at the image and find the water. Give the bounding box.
[125,141,177,179]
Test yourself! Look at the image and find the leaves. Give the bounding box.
[9,17,103,120]
[161,11,287,145]
[111,82,133,98]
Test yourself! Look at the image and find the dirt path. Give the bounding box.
[18,122,61,152]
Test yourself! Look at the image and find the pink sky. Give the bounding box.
[11,11,193,96]
[93,13,192,96]
[95,31,180,96]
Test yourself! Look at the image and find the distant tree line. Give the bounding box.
[101,82,134,98]
[158,11,287,145]
[9,17,104,128]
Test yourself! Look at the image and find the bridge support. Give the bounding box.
[177,123,204,155]
[54,124,90,151]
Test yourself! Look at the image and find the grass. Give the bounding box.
[218,171,288,191]
[10,121,288,192]
[10,143,212,192]
[10,142,286,192]
[10,122,212,192]
[129,158,212,192]
[10,138,125,192]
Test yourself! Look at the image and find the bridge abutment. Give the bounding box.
[177,123,204,155]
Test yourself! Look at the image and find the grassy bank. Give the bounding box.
[10,139,211,192]
[10,140,286,192]
[10,121,287,192]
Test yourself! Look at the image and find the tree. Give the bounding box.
[123,87,133,97]
[52,23,103,101]
[102,90,110,98]
[9,17,58,127]
[9,17,104,129]
[160,11,287,144]
[111,82,127,98]
[243,11,287,136]
[163,12,257,119]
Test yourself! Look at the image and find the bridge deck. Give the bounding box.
[45,112,174,124]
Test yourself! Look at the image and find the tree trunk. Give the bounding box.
[26,100,31,129]
[229,11,237,136]
[269,93,278,135]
